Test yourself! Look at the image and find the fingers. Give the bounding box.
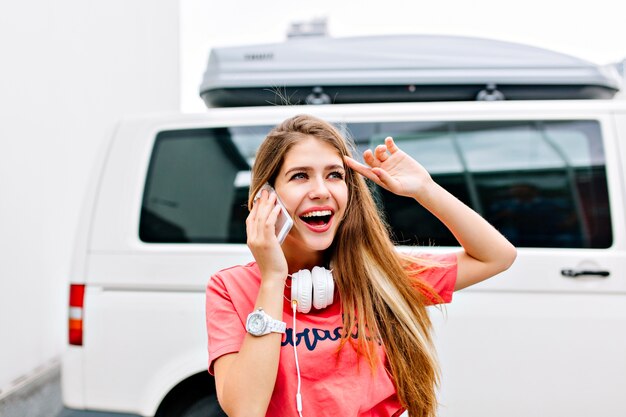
[257,191,277,233]
[345,136,403,190]
[363,149,378,168]
[365,145,389,166]
[246,190,279,241]
[363,147,387,167]
[363,137,398,167]
[375,144,389,162]
[344,156,385,188]
[385,136,399,154]
[371,167,396,189]
[344,156,374,179]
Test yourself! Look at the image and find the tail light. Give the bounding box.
[69,284,85,346]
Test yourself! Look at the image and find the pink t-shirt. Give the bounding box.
[205,253,457,417]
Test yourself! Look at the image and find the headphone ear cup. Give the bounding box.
[311,266,334,310]
[291,269,312,313]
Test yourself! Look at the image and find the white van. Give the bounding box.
[61,99,626,417]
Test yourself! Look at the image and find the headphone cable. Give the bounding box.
[292,300,303,417]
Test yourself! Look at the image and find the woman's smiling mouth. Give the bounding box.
[299,208,334,232]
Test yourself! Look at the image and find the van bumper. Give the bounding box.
[58,408,142,417]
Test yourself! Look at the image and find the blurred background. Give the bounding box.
[1,0,625,414]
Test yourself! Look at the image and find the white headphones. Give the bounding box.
[290,267,334,313]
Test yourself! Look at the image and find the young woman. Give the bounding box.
[205,114,516,417]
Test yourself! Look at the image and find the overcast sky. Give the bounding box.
[180,0,626,112]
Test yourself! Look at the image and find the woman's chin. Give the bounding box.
[283,233,334,256]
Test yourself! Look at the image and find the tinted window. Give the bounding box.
[140,120,611,248]
[140,126,271,243]
[348,120,611,248]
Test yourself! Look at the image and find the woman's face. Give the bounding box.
[274,136,348,256]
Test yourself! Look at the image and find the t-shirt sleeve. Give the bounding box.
[407,252,458,304]
[205,273,246,375]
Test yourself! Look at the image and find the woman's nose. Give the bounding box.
[308,178,330,200]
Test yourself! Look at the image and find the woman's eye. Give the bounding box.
[329,171,345,180]
[290,172,307,180]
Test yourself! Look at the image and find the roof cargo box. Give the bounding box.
[199,35,621,108]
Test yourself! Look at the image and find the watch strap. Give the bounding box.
[267,317,287,334]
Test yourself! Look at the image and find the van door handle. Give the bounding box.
[561,269,610,278]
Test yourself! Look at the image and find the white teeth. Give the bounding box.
[301,210,332,218]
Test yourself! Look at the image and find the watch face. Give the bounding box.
[248,313,266,334]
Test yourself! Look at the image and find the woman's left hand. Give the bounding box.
[347,136,517,290]
[344,137,432,199]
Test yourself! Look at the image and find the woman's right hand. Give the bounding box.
[246,189,288,283]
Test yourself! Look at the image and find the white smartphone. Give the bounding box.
[254,183,294,244]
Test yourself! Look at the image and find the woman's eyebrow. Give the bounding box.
[283,166,310,177]
[283,164,345,177]
[327,164,345,171]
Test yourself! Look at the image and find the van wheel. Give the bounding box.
[179,394,227,417]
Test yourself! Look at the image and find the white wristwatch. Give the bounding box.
[246,308,286,336]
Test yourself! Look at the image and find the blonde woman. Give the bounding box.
[205,114,516,417]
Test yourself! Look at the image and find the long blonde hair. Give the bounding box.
[249,114,442,417]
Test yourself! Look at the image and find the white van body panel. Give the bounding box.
[65,101,626,416]
[82,286,208,415]
[434,292,626,416]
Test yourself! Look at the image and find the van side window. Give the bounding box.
[140,120,611,249]
[139,126,271,243]
[348,120,612,248]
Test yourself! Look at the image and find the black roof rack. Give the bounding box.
[199,34,622,108]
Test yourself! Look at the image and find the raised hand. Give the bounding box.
[246,190,288,282]
[344,136,433,199]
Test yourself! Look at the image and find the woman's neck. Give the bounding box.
[282,245,324,274]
